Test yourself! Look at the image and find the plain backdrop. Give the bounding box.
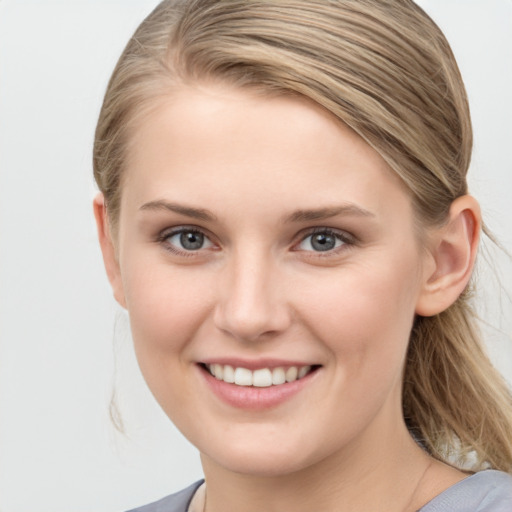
[0,1,511,511]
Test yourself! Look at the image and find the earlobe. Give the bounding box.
[93,193,127,309]
[415,195,481,317]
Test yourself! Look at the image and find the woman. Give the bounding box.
[92,1,512,510]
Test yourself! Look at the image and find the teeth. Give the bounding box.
[212,364,223,380]
[285,366,298,382]
[272,367,286,385]
[207,364,314,387]
[223,365,235,383]
[234,367,253,386]
[253,368,272,387]
[298,365,311,379]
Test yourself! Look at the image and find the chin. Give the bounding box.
[213,451,311,478]
[199,432,330,478]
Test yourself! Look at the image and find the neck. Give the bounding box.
[200,419,435,512]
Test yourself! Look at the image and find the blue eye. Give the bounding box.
[165,229,213,252]
[297,230,347,252]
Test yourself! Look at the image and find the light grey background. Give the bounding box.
[0,1,511,511]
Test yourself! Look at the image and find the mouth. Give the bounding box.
[200,363,321,388]
[198,361,322,410]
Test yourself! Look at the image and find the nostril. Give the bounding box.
[213,295,292,342]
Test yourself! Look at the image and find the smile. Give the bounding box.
[199,360,322,410]
[205,364,315,387]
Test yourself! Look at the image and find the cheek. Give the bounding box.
[121,254,213,362]
[297,255,420,375]
[120,260,217,422]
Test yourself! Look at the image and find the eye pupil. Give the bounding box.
[180,231,204,250]
[311,233,336,251]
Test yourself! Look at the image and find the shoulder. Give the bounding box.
[126,480,204,512]
[419,470,512,512]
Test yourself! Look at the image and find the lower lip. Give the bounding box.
[199,365,319,410]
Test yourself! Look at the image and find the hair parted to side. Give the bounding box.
[93,0,512,472]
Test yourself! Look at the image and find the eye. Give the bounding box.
[296,229,350,253]
[162,228,214,253]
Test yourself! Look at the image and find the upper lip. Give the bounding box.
[199,358,320,370]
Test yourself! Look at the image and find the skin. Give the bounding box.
[95,84,480,511]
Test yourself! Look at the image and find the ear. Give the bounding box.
[93,193,127,309]
[415,195,481,317]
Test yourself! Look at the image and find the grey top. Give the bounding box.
[126,481,203,512]
[126,470,512,512]
[419,470,512,511]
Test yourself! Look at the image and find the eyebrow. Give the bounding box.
[139,200,217,222]
[285,205,375,223]
[139,200,374,224]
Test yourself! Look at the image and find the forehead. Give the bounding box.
[122,83,411,223]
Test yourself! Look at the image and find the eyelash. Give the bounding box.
[294,227,355,256]
[157,226,216,257]
[156,226,355,258]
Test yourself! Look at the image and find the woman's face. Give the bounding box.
[110,84,433,476]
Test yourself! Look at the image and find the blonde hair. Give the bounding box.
[93,0,512,472]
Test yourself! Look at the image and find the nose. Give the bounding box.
[213,251,292,342]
